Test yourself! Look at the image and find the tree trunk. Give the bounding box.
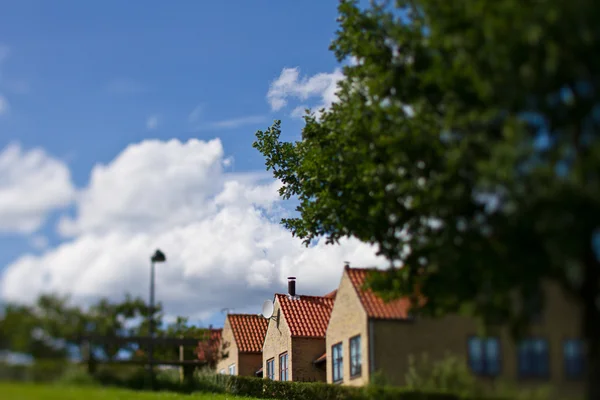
[582,242,600,400]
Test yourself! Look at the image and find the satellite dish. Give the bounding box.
[261,300,274,319]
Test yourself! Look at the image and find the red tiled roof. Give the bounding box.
[346,266,412,320]
[227,314,269,353]
[275,293,335,338]
[323,289,337,299]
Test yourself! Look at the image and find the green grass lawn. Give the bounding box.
[0,382,260,400]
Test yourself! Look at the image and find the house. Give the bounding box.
[215,313,268,376]
[326,265,584,398]
[262,277,335,382]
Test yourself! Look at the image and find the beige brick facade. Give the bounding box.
[215,316,264,377]
[326,271,370,386]
[262,298,292,380]
[216,317,238,375]
[262,296,329,382]
[326,268,584,399]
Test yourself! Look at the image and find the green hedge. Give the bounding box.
[195,373,463,400]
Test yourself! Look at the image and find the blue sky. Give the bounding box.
[0,1,384,330]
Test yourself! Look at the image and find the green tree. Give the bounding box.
[253,0,600,398]
[152,317,219,381]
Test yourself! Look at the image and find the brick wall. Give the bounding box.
[291,337,326,382]
[372,281,584,399]
[325,271,370,386]
[262,299,292,380]
[216,317,239,375]
[239,353,263,377]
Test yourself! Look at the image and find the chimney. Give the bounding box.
[288,277,296,297]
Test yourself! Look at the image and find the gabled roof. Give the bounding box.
[227,313,269,353]
[275,293,335,338]
[323,289,337,299]
[345,266,412,320]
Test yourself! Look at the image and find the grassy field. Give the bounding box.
[0,382,261,400]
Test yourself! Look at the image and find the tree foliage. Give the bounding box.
[0,294,218,367]
[254,0,600,397]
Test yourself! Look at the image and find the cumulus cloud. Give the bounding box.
[146,115,159,130]
[267,67,344,117]
[30,235,49,250]
[0,143,75,234]
[1,138,386,320]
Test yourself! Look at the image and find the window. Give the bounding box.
[467,336,501,377]
[518,337,549,378]
[228,364,236,375]
[564,339,585,379]
[279,352,288,381]
[266,358,275,380]
[350,335,362,377]
[219,369,225,375]
[332,342,343,383]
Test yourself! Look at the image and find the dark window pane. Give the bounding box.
[468,337,483,373]
[564,339,585,379]
[518,338,549,378]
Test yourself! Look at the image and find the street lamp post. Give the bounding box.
[148,249,166,390]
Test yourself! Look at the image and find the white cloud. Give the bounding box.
[267,67,344,117]
[30,235,49,250]
[146,115,159,130]
[207,115,266,130]
[0,143,75,234]
[0,138,386,320]
[188,103,265,131]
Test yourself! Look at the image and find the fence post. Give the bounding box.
[179,335,184,384]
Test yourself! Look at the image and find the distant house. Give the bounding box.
[326,265,585,398]
[262,277,335,382]
[215,314,268,376]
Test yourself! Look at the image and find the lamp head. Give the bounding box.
[151,249,166,263]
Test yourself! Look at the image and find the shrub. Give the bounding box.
[404,353,484,398]
[55,365,98,386]
[191,373,462,400]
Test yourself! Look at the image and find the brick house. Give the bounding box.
[262,277,336,382]
[215,314,268,376]
[326,265,584,398]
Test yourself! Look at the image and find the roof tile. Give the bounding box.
[275,293,335,338]
[346,266,411,320]
[228,314,269,353]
